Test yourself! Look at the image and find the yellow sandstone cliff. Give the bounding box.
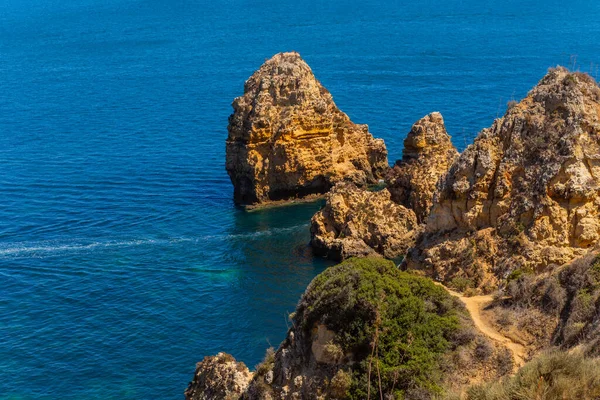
[408,67,600,291]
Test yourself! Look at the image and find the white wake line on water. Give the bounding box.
[0,224,309,257]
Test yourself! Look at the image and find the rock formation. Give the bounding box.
[310,182,418,260]
[226,52,388,206]
[185,353,253,400]
[407,68,600,291]
[191,66,600,400]
[386,112,459,222]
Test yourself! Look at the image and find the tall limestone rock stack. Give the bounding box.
[407,67,600,291]
[386,112,459,223]
[226,52,388,205]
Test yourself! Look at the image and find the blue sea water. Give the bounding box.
[1,0,599,398]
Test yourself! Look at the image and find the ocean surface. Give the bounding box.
[1,0,599,398]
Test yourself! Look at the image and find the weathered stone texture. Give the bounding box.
[408,68,600,290]
[386,112,459,222]
[226,52,388,205]
[310,182,418,261]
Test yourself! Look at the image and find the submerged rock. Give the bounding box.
[386,112,459,223]
[408,67,600,290]
[310,182,418,261]
[185,352,253,400]
[226,52,388,206]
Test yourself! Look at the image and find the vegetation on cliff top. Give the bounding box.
[294,257,473,399]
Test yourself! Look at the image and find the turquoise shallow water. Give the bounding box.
[1,0,600,398]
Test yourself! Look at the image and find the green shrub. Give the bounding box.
[323,341,344,363]
[295,257,465,399]
[450,277,473,292]
[507,266,534,282]
[255,347,275,377]
[329,369,352,399]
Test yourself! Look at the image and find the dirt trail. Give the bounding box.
[444,287,527,368]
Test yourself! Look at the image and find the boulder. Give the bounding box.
[185,353,253,400]
[310,182,418,261]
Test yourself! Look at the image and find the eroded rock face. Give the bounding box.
[408,68,600,290]
[226,52,388,205]
[185,353,253,400]
[386,112,459,222]
[310,182,418,261]
[244,322,350,400]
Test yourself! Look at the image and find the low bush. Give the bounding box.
[254,347,275,377]
[450,276,473,292]
[493,348,513,377]
[329,369,352,399]
[463,350,600,400]
[474,339,493,361]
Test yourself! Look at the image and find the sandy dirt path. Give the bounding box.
[444,287,527,368]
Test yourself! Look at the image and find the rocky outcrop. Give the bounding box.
[386,112,459,222]
[185,353,253,400]
[191,66,600,400]
[407,68,600,291]
[226,52,388,206]
[310,182,418,260]
[242,258,511,399]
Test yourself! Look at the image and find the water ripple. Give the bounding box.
[0,224,309,258]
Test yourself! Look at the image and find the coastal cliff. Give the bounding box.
[407,67,600,291]
[226,52,388,206]
[192,67,600,400]
[187,258,510,400]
